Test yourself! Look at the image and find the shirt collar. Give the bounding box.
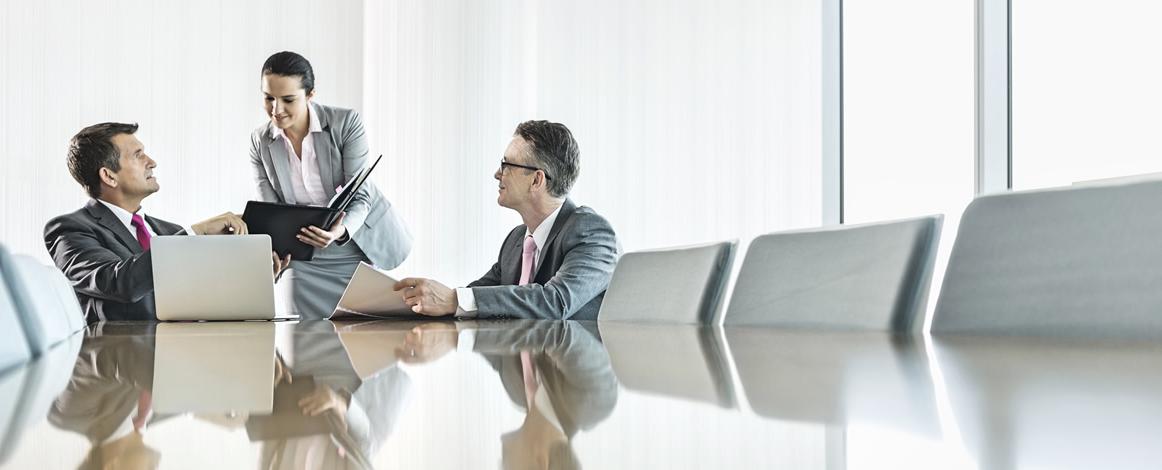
[272,101,323,140]
[525,204,564,252]
[96,199,144,228]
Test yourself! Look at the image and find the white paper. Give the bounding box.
[330,262,415,319]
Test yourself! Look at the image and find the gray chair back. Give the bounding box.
[598,240,737,324]
[723,215,942,331]
[933,180,1162,339]
[0,244,32,372]
[1,252,85,355]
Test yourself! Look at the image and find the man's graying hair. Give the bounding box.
[514,120,580,198]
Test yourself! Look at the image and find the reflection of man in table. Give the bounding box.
[49,324,162,470]
[401,321,618,470]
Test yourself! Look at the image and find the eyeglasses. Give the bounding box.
[499,159,553,180]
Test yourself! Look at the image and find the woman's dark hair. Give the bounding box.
[261,51,315,94]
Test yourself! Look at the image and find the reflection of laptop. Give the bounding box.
[152,235,280,321]
[152,322,277,414]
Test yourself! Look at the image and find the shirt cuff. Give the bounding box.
[335,227,352,245]
[183,224,198,236]
[454,287,478,318]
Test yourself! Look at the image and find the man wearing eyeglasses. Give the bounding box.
[393,120,619,320]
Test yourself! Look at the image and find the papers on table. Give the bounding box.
[330,262,415,320]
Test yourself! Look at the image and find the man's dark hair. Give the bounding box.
[67,122,139,199]
[262,51,316,94]
[514,120,580,198]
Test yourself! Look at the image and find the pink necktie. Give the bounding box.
[520,350,539,408]
[133,389,152,431]
[130,213,151,251]
[518,235,536,285]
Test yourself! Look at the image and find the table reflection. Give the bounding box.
[400,320,618,470]
[600,322,734,408]
[932,335,1162,470]
[8,319,1162,469]
[727,328,940,436]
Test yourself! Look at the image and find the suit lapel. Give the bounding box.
[503,229,526,285]
[85,200,143,255]
[266,126,297,204]
[311,103,339,196]
[145,215,181,236]
[533,199,577,282]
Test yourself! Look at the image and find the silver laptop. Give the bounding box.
[152,235,278,321]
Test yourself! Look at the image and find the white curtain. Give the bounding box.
[0,0,364,262]
[363,0,824,284]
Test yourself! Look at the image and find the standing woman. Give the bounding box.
[250,51,411,318]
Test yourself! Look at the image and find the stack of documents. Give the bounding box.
[330,262,415,319]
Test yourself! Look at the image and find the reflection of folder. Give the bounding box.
[245,376,333,440]
[243,154,383,261]
[330,262,417,320]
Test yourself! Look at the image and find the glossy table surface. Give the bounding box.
[2,319,1161,469]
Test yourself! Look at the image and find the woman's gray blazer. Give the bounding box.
[249,102,411,269]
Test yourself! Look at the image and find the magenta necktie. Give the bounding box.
[130,213,152,251]
[133,389,152,431]
[518,235,536,285]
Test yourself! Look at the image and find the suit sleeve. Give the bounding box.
[470,214,619,320]
[335,110,373,236]
[44,217,156,304]
[250,131,281,202]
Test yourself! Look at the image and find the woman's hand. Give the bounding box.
[272,251,291,279]
[298,212,347,249]
[298,384,350,424]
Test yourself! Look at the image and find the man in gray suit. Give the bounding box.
[395,120,619,320]
[44,123,268,323]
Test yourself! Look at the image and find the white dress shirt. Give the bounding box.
[273,103,329,206]
[97,199,157,240]
[97,199,197,238]
[456,204,564,315]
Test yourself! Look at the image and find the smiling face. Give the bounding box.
[103,133,159,200]
[495,135,540,210]
[262,73,314,131]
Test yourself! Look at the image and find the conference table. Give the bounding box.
[1,319,1159,469]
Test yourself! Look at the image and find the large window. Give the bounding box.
[842,0,975,329]
[1011,0,1162,189]
[843,0,975,226]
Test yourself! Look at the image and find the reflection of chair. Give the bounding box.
[599,323,735,408]
[723,216,942,331]
[932,335,1162,470]
[0,244,32,372]
[0,249,86,355]
[933,180,1162,339]
[726,328,938,435]
[0,332,83,464]
[598,240,737,324]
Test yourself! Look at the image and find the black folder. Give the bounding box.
[244,376,333,440]
[243,155,383,260]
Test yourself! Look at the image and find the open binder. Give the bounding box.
[243,154,383,260]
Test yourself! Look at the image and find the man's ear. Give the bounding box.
[99,167,118,189]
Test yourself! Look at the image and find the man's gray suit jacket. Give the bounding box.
[467,199,619,320]
[249,101,411,269]
[44,200,184,323]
